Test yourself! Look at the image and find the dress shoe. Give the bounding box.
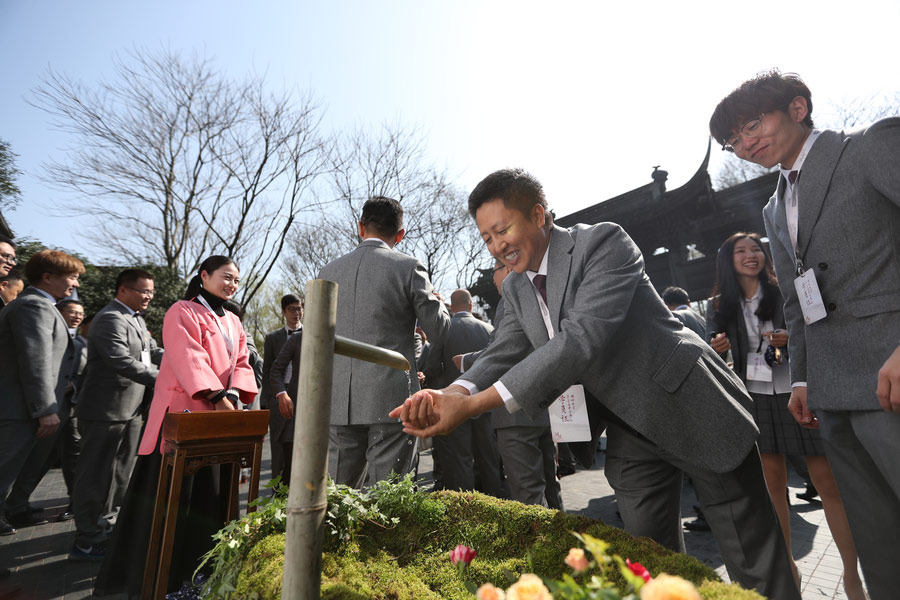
[0,519,15,536]
[683,517,711,532]
[5,511,48,528]
[57,505,75,522]
[796,484,820,503]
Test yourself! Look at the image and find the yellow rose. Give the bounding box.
[640,574,701,600]
[506,574,552,600]
[564,548,589,573]
[476,583,506,600]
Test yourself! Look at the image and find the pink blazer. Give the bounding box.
[138,300,259,455]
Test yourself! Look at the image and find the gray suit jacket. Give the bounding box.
[77,300,160,421]
[424,312,493,389]
[672,307,707,340]
[463,223,756,473]
[705,293,788,384]
[319,238,451,425]
[269,327,302,442]
[763,118,900,411]
[461,299,551,429]
[0,288,71,420]
[261,327,289,410]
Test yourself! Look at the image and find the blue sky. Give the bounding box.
[3,0,900,261]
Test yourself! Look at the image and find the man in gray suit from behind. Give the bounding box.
[394,169,799,600]
[424,289,503,496]
[71,268,161,559]
[661,286,707,340]
[0,249,84,535]
[319,196,451,488]
[711,70,900,599]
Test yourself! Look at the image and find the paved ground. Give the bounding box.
[0,437,856,599]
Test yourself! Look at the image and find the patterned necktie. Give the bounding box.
[532,274,548,305]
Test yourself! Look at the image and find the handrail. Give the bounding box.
[334,335,410,371]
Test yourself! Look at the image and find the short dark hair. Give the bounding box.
[57,298,83,311]
[661,286,690,306]
[115,268,154,293]
[0,269,23,284]
[710,69,814,145]
[468,168,553,228]
[360,196,404,237]
[281,294,302,310]
[24,249,85,284]
[0,235,15,249]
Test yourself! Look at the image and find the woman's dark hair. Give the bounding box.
[709,232,779,332]
[184,255,237,300]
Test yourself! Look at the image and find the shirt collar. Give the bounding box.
[360,238,391,250]
[113,297,137,316]
[780,129,821,189]
[525,242,550,283]
[285,324,302,334]
[28,286,57,302]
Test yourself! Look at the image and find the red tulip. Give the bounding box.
[450,544,477,566]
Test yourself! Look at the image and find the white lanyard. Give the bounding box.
[196,295,237,387]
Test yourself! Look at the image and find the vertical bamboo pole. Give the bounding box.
[282,279,337,600]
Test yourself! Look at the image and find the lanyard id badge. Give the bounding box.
[794,270,827,325]
[548,384,591,442]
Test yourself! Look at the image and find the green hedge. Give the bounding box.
[232,491,763,599]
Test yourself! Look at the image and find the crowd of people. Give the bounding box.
[0,69,897,600]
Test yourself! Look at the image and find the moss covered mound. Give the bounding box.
[235,491,763,599]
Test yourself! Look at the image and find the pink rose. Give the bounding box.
[476,583,506,600]
[627,559,651,582]
[564,548,590,573]
[449,544,477,566]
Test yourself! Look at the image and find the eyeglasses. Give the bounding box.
[129,287,155,297]
[284,306,303,313]
[722,114,767,153]
[0,253,16,264]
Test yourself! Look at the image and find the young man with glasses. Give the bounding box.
[710,69,900,599]
[70,268,162,560]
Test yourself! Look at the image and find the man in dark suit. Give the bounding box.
[50,300,88,522]
[70,269,161,560]
[0,250,83,535]
[394,169,799,599]
[262,294,303,483]
[710,70,900,598]
[424,289,503,495]
[661,286,707,340]
[269,318,303,484]
[320,196,450,488]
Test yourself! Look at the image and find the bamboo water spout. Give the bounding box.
[281,280,411,599]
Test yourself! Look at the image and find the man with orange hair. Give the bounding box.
[0,249,83,534]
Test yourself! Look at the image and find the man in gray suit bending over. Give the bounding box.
[71,268,161,560]
[424,289,503,496]
[710,70,900,599]
[320,196,450,488]
[393,169,799,599]
[0,250,84,535]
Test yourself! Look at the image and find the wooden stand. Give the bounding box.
[142,410,269,600]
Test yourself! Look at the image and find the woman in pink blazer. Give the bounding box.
[138,257,258,454]
[96,256,258,597]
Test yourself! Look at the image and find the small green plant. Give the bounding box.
[197,473,429,598]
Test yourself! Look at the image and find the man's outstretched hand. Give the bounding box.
[389,388,475,438]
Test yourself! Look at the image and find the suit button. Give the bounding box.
[818,262,828,270]
[827,303,836,311]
